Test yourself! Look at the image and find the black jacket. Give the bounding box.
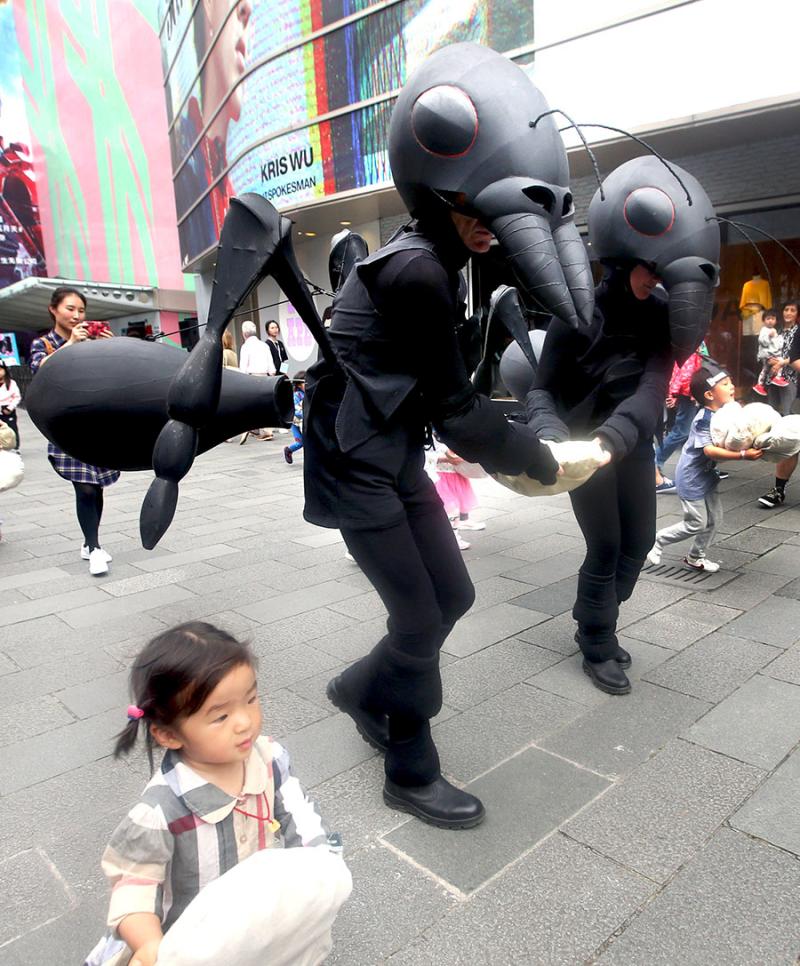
[527,269,672,458]
[266,338,288,372]
[303,221,557,529]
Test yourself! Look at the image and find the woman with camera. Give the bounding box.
[29,287,119,575]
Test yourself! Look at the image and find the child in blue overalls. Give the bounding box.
[284,372,305,465]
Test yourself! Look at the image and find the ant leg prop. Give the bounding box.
[473,285,538,396]
[140,194,335,548]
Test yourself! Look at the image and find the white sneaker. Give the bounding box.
[685,556,720,573]
[89,548,109,576]
[344,551,355,562]
[456,519,486,531]
[646,542,662,566]
[455,534,470,551]
[81,545,112,562]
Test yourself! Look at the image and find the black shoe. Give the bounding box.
[716,470,729,481]
[283,446,293,465]
[383,776,486,829]
[326,675,388,752]
[759,486,785,509]
[582,658,632,695]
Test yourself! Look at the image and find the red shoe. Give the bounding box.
[771,376,789,387]
[752,383,768,396]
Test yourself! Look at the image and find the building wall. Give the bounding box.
[12,0,187,291]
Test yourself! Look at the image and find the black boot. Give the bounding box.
[582,657,631,695]
[326,673,389,752]
[384,776,485,829]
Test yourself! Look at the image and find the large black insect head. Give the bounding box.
[588,156,721,363]
[388,42,593,329]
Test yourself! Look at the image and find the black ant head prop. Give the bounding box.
[588,156,720,363]
[388,42,593,329]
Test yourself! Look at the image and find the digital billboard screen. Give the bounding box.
[158,0,533,267]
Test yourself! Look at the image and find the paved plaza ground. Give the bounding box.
[1,410,799,965]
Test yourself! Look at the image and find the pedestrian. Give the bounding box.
[29,287,119,576]
[758,300,800,508]
[0,360,21,450]
[752,308,783,397]
[654,347,703,491]
[430,437,485,550]
[283,371,305,465]
[649,368,762,571]
[238,319,275,442]
[221,328,238,368]
[265,320,288,374]
[83,621,351,966]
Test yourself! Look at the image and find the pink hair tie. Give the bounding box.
[127,705,145,721]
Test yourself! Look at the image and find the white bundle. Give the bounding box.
[493,439,606,497]
[754,414,800,462]
[0,451,23,492]
[710,402,779,451]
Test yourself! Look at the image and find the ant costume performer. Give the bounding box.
[27,43,594,828]
[528,156,720,695]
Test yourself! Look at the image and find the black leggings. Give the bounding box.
[568,451,655,659]
[341,494,475,785]
[73,482,104,550]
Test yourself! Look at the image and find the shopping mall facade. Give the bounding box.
[159,0,800,385]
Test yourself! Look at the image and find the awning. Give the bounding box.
[0,276,196,331]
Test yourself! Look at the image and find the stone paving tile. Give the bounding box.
[498,549,584,587]
[515,610,580,656]
[756,506,800,532]
[251,642,341,692]
[247,607,358,654]
[620,577,693,612]
[744,542,800,576]
[0,891,106,966]
[441,602,549,658]
[597,829,800,966]
[0,586,109,628]
[59,584,197,630]
[723,595,800,648]
[262,686,332,739]
[760,640,800,685]
[687,569,790,610]
[286,663,348,710]
[623,609,717,651]
[716,501,778,535]
[441,638,562,710]
[309,616,387,663]
[131,543,239,571]
[684,674,800,769]
[55,670,130,720]
[0,708,120,796]
[432,684,586,783]
[385,747,609,893]
[658,598,743,629]
[772,573,800,600]
[0,652,19,675]
[312,757,408,857]
[98,561,220,597]
[237,579,363,624]
[511,574,579,616]
[716,526,787,555]
[541,683,710,779]
[529,637,673,708]
[327,589,387,621]
[0,848,75,946]
[19,562,147,598]
[564,738,763,883]
[731,746,800,856]
[281,712,376,788]
[0,566,71,593]
[389,834,656,966]
[642,632,781,703]
[327,844,458,966]
[0,694,75,748]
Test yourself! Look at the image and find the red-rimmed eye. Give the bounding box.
[411,85,479,158]
[623,186,675,236]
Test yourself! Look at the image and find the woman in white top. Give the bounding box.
[0,361,21,449]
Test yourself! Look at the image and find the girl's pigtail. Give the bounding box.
[113,704,148,761]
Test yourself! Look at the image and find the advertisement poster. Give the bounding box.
[0,331,19,366]
[0,1,46,289]
[159,0,532,268]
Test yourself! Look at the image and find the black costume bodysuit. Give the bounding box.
[528,268,672,660]
[303,219,557,785]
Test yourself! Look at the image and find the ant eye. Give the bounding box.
[411,85,478,157]
[623,187,675,236]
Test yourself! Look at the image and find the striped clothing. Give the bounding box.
[29,330,121,487]
[85,737,327,965]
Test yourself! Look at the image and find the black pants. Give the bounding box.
[0,412,18,449]
[73,482,104,550]
[568,450,655,660]
[340,493,475,786]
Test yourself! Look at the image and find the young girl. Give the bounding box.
[0,360,20,450]
[84,622,351,966]
[283,372,305,465]
[753,308,785,396]
[429,437,485,550]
